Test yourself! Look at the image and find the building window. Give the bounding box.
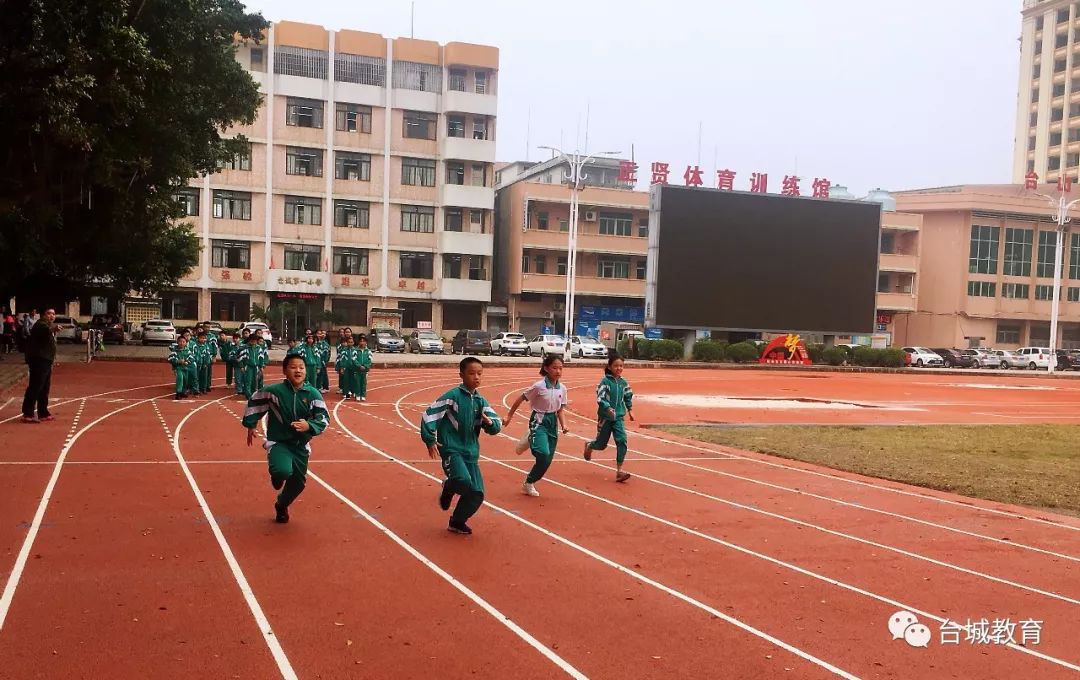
[880,232,896,254]
[1035,284,1057,300]
[392,60,443,92]
[996,324,1021,344]
[334,53,386,86]
[1070,233,1080,279]
[335,103,372,133]
[1058,8,1070,23]
[469,257,486,281]
[967,281,996,297]
[598,257,631,278]
[473,118,488,140]
[284,196,322,225]
[1032,111,1039,127]
[1001,283,1030,299]
[445,208,463,232]
[400,252,434,278]
[401,157,436,186]
[211,240,250,269]
[219,142,252,171]
[599,212,633,236]
[333,248,368,275]
[1056,58,1068,73]
[250,47,265,72]
[470,210,485,232]
[638,217,649,237]
[401,204,435,232]
[443,254,463,279]
[1055,82,1067,98]
[878,272,890,293]
[1003,227,1033,276]
[521,254,530,274]
[212,190,252,220]
[559,219,569,232]
[1037,230,1060,277]
[447,115,466,138]
[274,46,328,79]
[1051,131,1064,146]
[1072,129,1080,143]
[1033,64,1041,79]
[286,97,323,128]
[1070,287,1080,302]
[537,211,549,230]
[448,68,467,92]
[470,163,486,186]
[1057,33,1069,49]
[446,161,465,185]
[335,152,371,181]
[474,71,488,94]
[1032,88,1040,104]
[403,110,437,140]
[556,256,568,276]
[286,146,323,176]
[636,259,647,280]
[1050,155,1062,170]
[1029,136,1037,151]
[283,244,322,271]
[174,188,199,216]
[534,255,546,274]
[968,225,999,274]
[334,200,370,228]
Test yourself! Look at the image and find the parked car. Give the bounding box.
[1056,349,1080,370]
[238,321,274,348]
[491,332,528,355]
[987,349,1023,369]
[956,348,991,368]
[931,348,975,368]
[53,315,81,343]
[452,329,492,355]
[902,346,944,368]
[1016,346,1053,370]
[142,319,177,346]
[90,313,125,344]
[408,330,445,354]
[372,327,406,353]
[528,334,568,357]
[199,321,224,336]
[570,335,608,358]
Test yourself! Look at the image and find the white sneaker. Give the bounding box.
[522,482,540,497]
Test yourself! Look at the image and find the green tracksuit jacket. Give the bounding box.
[420,385,502,460]
[596,374,634,419]
[168,345,194,393]
[242,381,329,446]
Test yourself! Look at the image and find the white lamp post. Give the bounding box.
[537,146,620,356]
[1032,185,1080,374]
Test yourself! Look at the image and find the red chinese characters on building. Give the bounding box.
[361,277,370,288]
[650,162,670,185]
[716,169,736,191]
[749,172,768,193]
[417,280,426,291]
[342,276,350,286]
[1059,174,1073,192]
[1025,171,1039,190]
[781,175,801,197]
[220,269,231,280]
[242,271,252,281]
[683,165,704,187]
[398,279,407,289]
[618,161,638,184]
[812,178,831,198]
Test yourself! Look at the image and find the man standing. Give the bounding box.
[22,308,57,423]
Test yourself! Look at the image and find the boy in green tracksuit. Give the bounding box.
[335,335,357,398]
[315,330,331,393]
[299,335,321,389]
[168,336,194,400]
[193,331,214,394]
[255,334,269,390]
[239,334,261,398]
[242,355,329,523]
[286,337,304,358]
[221,333,240,390]
[583,353,635,482]
[354,335,372,401]
[420,357,502,535]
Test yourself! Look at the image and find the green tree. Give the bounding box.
[0,0,267,301]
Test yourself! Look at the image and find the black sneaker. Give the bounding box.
[447,519,472,535]
[274,503,289,524]
[271,476,285,491]
[439,480,454,511]
[174,394,183,401]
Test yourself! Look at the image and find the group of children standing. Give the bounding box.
[168,325,270,400]
[284,329,372,401]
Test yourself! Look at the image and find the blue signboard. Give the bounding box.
[628,307,644,322]
[644,327,663,339]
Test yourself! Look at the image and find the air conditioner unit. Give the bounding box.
[584,211,598,222]
[542,311,554,320]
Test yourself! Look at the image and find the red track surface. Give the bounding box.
[1,363,1078,679]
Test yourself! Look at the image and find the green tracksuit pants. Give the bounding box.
[305,362,319,389]
[198,363,211,393]
[173,367,189,395]
[225,362,234,386]
[526,412,559,484]
[235,366,247,394]
[242,366,260,398]
[440,449,484,523]
[355,369,367,398]
[588,418,628,465]
[186,365,199,393]
[267,441,309,509]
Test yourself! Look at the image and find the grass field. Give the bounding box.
[661,424,1080,516]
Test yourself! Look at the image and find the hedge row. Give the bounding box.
[615,338,683,361]
[613,339,909,367]
[689,340,761,363]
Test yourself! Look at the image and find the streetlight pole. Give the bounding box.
[1033,188,1080,374]
[537,146,620,356]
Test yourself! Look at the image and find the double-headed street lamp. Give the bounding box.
[1032,184,1080,374]
[537,146,621,356]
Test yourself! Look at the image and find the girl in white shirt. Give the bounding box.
[506,354,569,497]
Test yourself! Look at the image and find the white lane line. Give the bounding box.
[168,396,298,680]
[335,387,860,679]
[0,398,14,413]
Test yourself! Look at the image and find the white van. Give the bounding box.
[1016,346,1052,370]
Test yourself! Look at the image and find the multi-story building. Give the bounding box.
[493,157,649,336]
[161,20,497,334]
[1012,0,1080,185]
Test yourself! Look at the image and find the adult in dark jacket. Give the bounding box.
[22,308,57,423]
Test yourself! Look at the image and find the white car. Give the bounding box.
[408,330,445,354]
[903,346,944,368]
[570,335,608,358]
[491,332,528,355]
[141,319,177,345]
[991,349,1026,369]
[527,334,567,357]
[1016,346,1053,370]
[53,315,81,343]
[239,321,274,348]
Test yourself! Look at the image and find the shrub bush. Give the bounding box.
[637,339,657,360]
[822,346,848,366]
[651,339,684,361]
[852,346,883,367]
[692,340,725,362]
[726,341,760,363]
[880,348,906,367]
[806,343,825,364]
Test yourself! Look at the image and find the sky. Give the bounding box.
[246,0,1022,196]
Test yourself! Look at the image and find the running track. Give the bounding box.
[0,363,1078,679]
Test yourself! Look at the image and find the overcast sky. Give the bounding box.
[247,0,1022,196]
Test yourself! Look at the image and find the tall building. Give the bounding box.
[1012,0,1080,184]
[163,20,498,333]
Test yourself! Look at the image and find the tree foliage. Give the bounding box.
[0,0,267,299]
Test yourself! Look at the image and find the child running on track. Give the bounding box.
[242,355,329,523]
[583,353,635,482]
[506,354,569,498]
[420,357,502,535]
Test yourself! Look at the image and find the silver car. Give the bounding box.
[54,315,81,343]
[991,349,1025,369]
[142,319,177,345]
[409,330,445,354]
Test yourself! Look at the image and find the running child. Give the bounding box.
[420,357,502,535]
[168,335,193,400]
[506,355,569,498]
[242,354,329,523]
[354,334,372,401]
[583,353,635,482]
